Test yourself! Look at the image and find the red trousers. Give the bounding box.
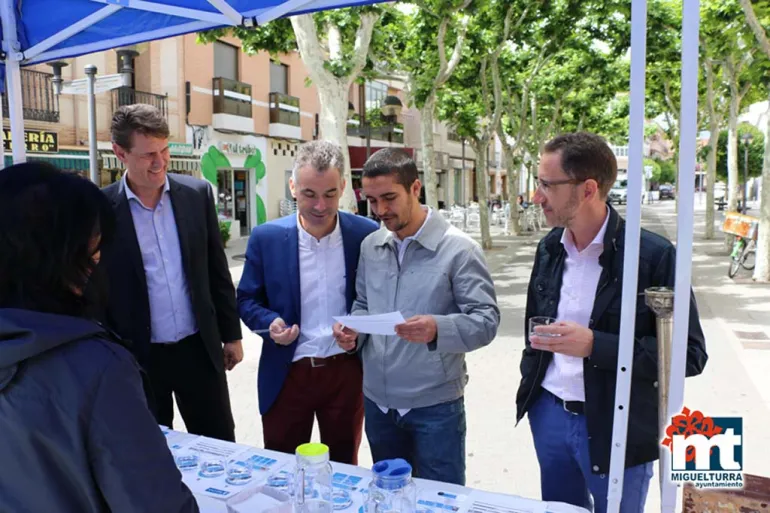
[262,353,364,464]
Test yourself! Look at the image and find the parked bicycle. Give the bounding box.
[722,212,758,279]
[728,235,756,278]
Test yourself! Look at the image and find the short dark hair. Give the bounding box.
[543,132,618,197]
[362,148,418,189]
[111,103,169,151]
[0,162,115,317]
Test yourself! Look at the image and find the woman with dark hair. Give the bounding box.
[0,162,198,513]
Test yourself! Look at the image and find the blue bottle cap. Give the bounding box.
[372,459,412,490]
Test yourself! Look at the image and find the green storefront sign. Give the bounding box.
[169,142,194,156]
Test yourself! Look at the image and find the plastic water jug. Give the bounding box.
[293,443,333,513]
[366,459,417,513]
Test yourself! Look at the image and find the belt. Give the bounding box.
[545,389,584,415]
[294,353,356,368]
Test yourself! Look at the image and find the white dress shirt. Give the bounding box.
[378,208,432,417]
[293,214,347,362]
[540,208,609,402]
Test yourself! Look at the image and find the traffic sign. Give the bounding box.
[60,73,125,95]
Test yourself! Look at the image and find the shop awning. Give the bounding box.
[4,149,89,172]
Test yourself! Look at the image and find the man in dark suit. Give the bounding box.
[101,104,242,442]
[237,140,377,464]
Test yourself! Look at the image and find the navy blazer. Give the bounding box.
[237,211,378,415]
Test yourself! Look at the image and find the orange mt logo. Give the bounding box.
[662,407,743,489]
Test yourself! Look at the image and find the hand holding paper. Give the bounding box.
[394,315,438,344]
[332,312,406,336]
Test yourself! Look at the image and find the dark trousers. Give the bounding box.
[262,354,364,465]
[146,332,236,442]
[364,396,466,486]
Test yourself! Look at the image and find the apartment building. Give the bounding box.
[3,32,484,238]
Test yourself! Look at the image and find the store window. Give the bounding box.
[217,168,234,219]
[214,41,238,81]
[365,81,388,111]
[270,62,289,94]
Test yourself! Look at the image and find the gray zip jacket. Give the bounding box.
[352,210,500,409]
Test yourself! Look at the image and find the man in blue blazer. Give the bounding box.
[237,140,378,464]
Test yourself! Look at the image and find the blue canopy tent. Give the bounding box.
[0,1,705,512]
[0,0,389,163]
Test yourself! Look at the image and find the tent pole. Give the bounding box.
[664,0,701,510]
[0,92,5,168]
[606,0,648,510]
[1,0,27,164]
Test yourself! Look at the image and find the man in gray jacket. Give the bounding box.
[333,148,499,485]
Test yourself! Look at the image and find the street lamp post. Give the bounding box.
[741,133,753,213]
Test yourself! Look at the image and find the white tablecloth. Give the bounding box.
[161,428,588,513]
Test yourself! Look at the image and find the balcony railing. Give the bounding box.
[111,87,168,117]
[1,69,59,123]
[348,124,404,144]
[269,92,300,126]
[213,77,252,118]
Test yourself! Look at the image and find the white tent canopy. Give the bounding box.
[0,0,389,163]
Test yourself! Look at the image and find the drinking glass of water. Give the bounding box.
[199,456,226,478]
[529,316,560,338]
[173,449,199,472]
[226,459,253,486]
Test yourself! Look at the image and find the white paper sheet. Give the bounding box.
[332,312,406,335]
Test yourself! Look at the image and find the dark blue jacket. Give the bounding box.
[237,212,378,415]
[0,309,199,513]
[516,205,708,473]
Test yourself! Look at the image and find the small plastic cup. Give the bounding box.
[529,316,561,338]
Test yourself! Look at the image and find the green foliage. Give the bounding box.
[198,5,392,80]
[219,220,231,247]
[655,159,678,184]
[643,158,663,183]
[699,123,766,181]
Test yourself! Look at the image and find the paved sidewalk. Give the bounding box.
[636,201,770,511]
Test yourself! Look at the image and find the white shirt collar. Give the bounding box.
[393,207,432,245]
[297,212,342,248]
[561,206,609,255]
[123,173,170,207]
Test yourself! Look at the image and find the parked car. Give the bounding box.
[659,183,675,199]
[609,179,628,204]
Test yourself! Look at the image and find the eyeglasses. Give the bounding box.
[534,177,585,191]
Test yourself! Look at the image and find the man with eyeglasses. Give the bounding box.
[515,132,708,513]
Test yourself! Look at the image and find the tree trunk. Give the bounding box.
[704,58,718,239]
[290,13,378,213]
[754,100,770,282]
[317,84,357,211]
[472,140,493,249]
[705,125,719,239]
[727,91,740,213]
[420,94,439,210]
[502,146,521,235]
